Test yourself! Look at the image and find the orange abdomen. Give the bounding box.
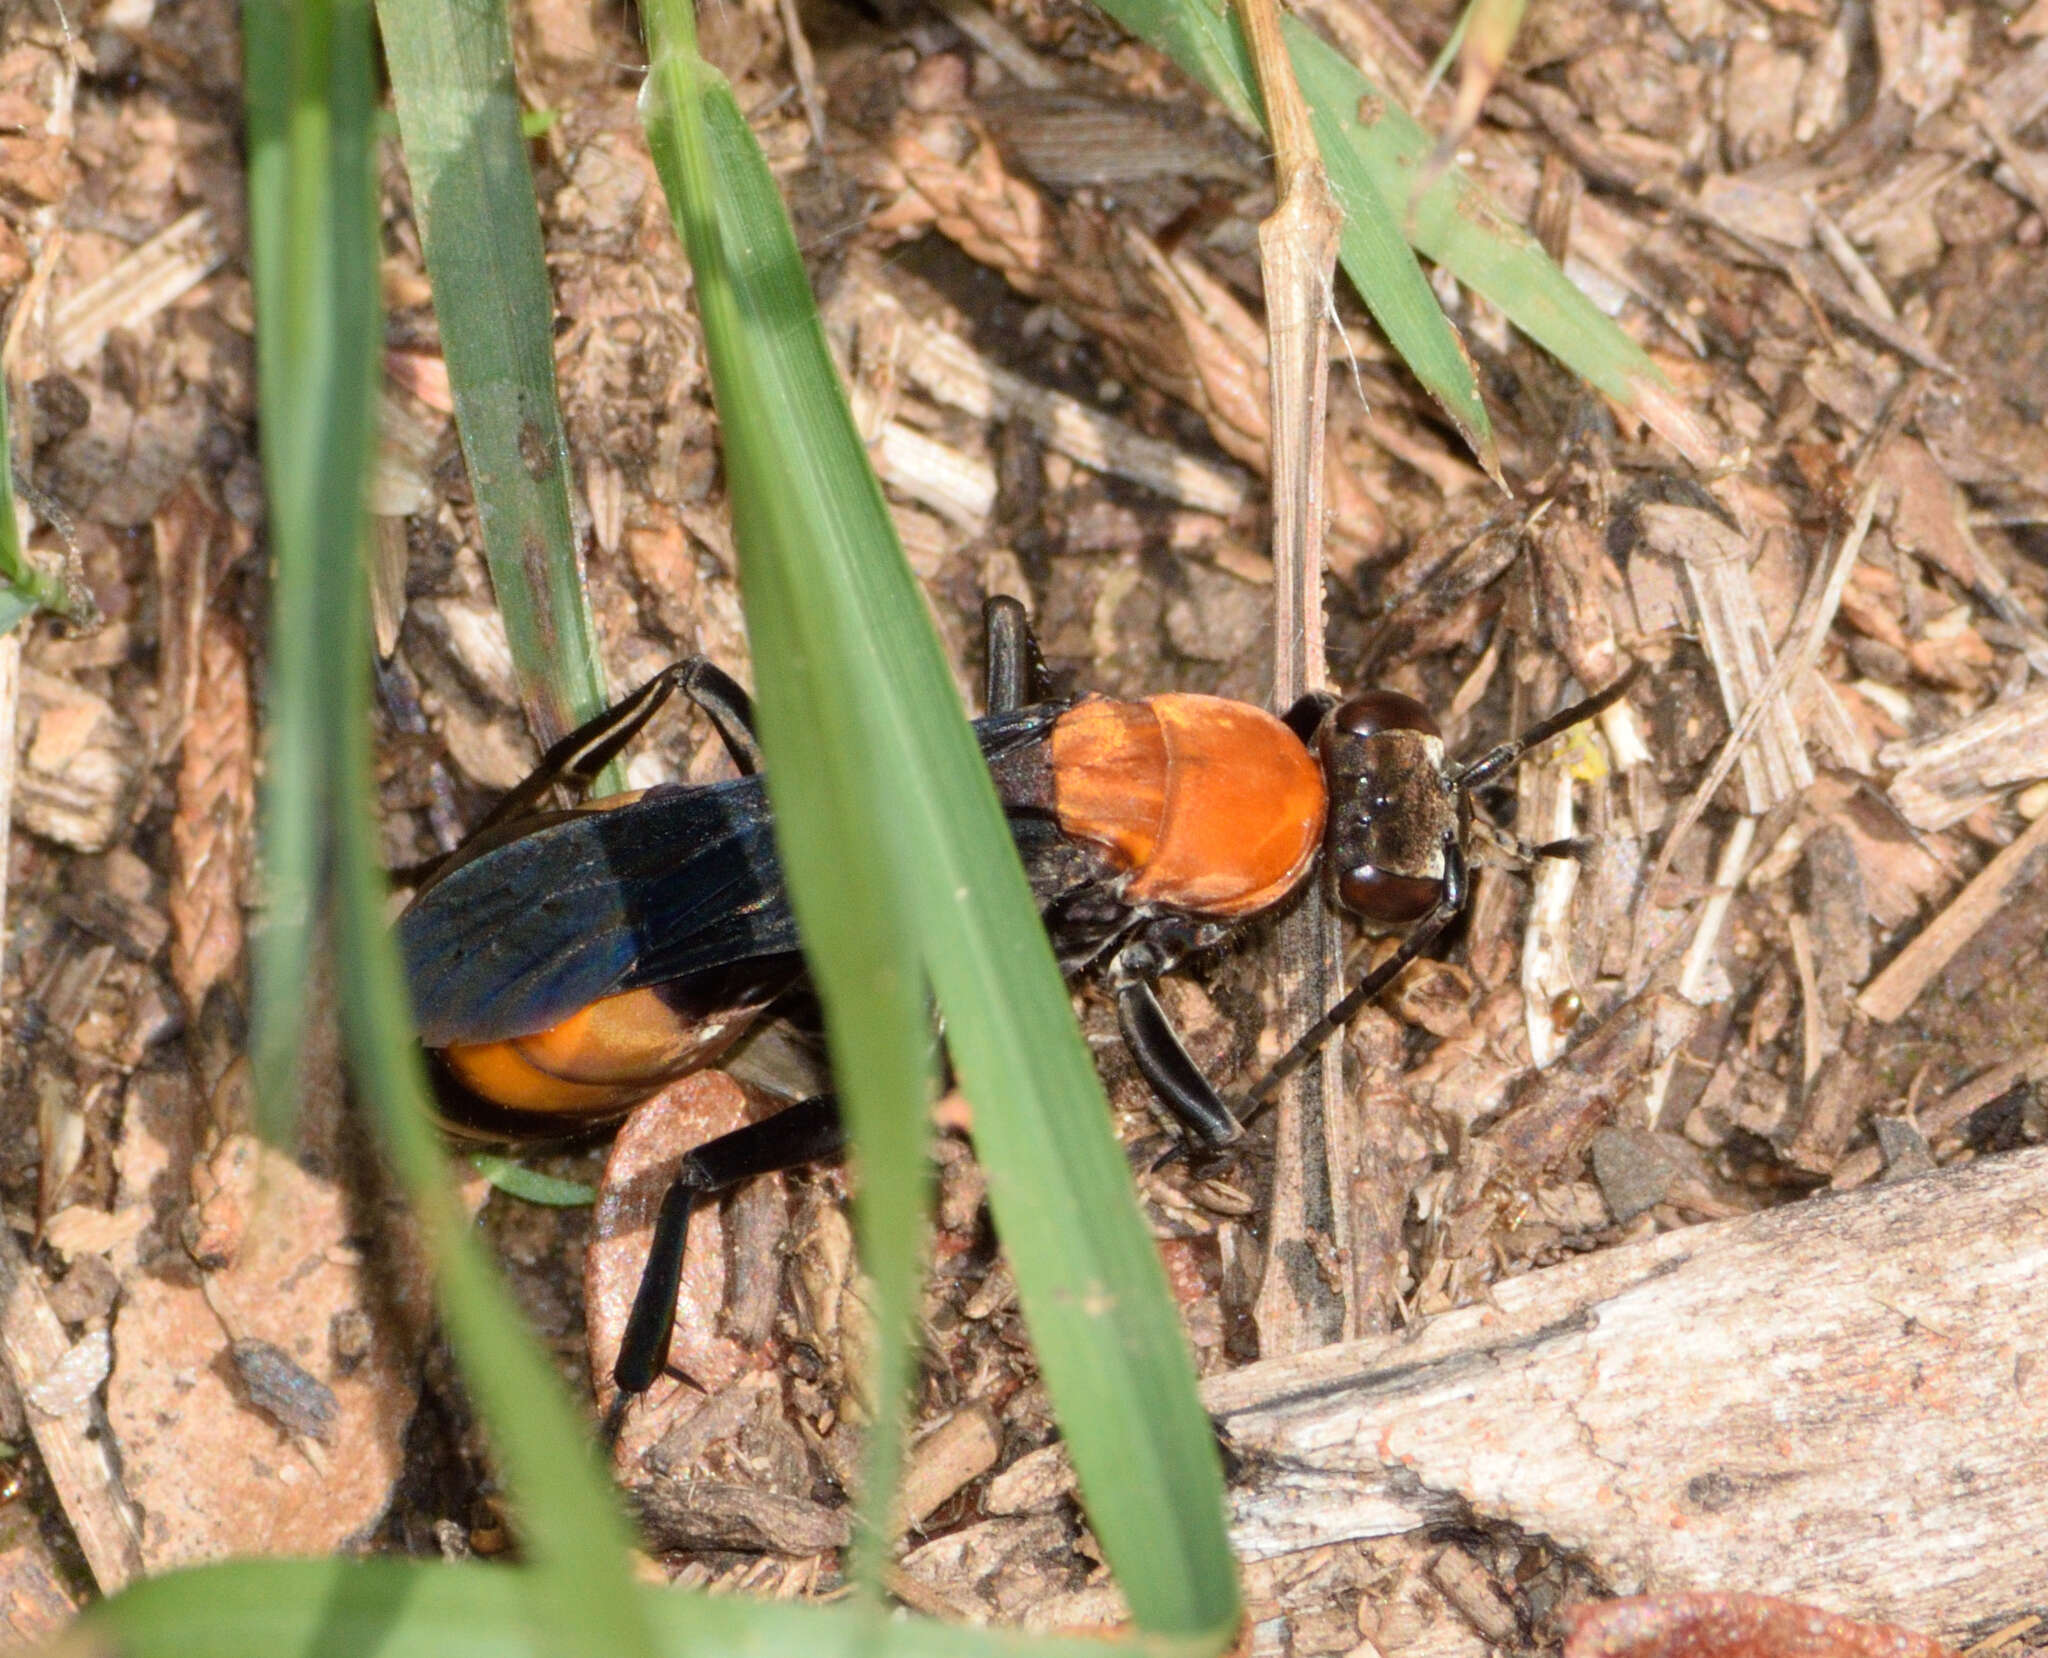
[1051,694,1326,917]
[440,987,766,1125]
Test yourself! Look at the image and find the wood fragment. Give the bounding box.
[1208,1147,2048,1630]
[1856,809,2048,1022]
[1564,1593,1959,1658]
[0,1221,142,1591]
[834,262,1249,516]
[1630,486,1877,987]
[896,1401,1001,1529]
[1881,681,2048,832]
[168,613,256,1016]
[1644,504,1813,812]
[48,205,227,370]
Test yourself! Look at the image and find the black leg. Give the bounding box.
[983,595,1046,715]
[463,657,765,847]
[469,665,689,839]
[1240,835,1470,1120]
[1108,942,1242,1150]
[676,659,764,776]
[609,1094,845,1414]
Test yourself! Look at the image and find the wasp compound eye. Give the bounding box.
[1329,689,1440,741]
[1336,863,1443,924]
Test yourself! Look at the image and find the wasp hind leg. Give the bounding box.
[606,1093,845,1437]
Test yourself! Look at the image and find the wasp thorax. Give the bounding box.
[1318,692,1456,925]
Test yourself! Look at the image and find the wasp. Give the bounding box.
[398,598,1635,1411]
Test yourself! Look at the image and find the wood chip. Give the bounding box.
[1637,503,1813,812]
[834,257,1249,516]
[0,1220,141,1591]
[48,206,227,370]
[1209,1146,2048,1630]
[12,665,141,852]
[896,1400,1001,1528]
[1856,808,2048,1021]
[632,1480,850,1556]
[1564,1593,1959,1658]
[168,612,255,1015]
[1881,681,2048,832]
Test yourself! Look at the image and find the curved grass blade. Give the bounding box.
[0,375,83,635]
[64,1555,1148,1658]
[241,0,385,1138]
[379,0,618,778]
[1087,0,1494,471]
[639,8,1239,1640]
[243,2,654,1651]
[1086,0,1674,458]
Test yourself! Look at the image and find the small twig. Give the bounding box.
[771,0,829,161]
[1232,0,1350,1351]
[1857,809,2048,1024]
[1627,481,1880,988]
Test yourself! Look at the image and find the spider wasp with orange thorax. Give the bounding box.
[397,597,1637,1419]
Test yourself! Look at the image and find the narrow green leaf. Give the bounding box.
[0,236,85,633]
[240,0,384,1137]
[1281,17,1659,411]
[1086,0,1671,450]
[68,1555,1149,1658]
[469,1154,597,1207]
[379,0,618,777]
[639,8,930,1596]
[243,1,654,1650]
[638,15,1238,1641]
[1087,0,1494,468]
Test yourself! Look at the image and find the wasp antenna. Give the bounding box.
[1452,662,1642,792]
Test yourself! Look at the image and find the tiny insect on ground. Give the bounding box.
[395,598,1638,1429]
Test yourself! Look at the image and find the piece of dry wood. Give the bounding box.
[0,1218,142,1592]
[896,1400,1001,1529]
[1855,808,2048,1021]
[1630,486,1875,989]
[48,205,227,370]
[832,260,1248,516]
[1206,1145,2048,1632]
[1639,503,1813,813]
[1881,681,2048,832]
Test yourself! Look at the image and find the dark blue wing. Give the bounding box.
[398,777,798,1047]
[399,702,1078,1050]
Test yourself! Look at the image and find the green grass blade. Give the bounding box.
[378,0,618,776]
[1281,17,1660,411]
[67,1555,1154,1658]
[240,0,384,1138]
[1087,0,1493,468]
[334,610,656,1658]
[639,13,1237,1640]
[0,373,72,635]
[244,1,653,1647]
[640,8,932,1598]
[1087,0,1668,444]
